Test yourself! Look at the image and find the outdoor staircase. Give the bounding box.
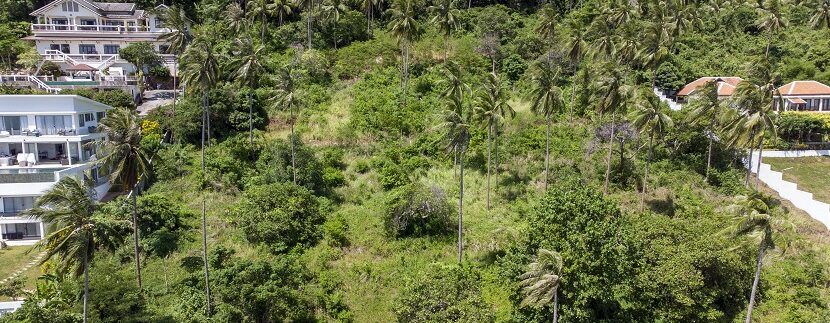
[0,75,60,93]
[748,152,830,229]
[653,87,682,111]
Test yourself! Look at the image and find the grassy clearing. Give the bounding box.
[0,246,42,296]
[765,156,830,204]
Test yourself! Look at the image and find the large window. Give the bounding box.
[3,197,34,214]
[36,115,71,132]
[61,1,79,12]
[79,44,96,54]
[78,113,93,127]
[0,116,26,132]
[104,45,119,55]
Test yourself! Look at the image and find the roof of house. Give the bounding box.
[677,77,744,97]
[30,0,147,18]
[776,81,830,96]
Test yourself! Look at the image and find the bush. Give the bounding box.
[777,112,830,143]
[394,264,495,322]
[384,182,454,238]
[94,90,136,109]
[352,158,370,173]
[323,213,349,247]
[233,182,325,252]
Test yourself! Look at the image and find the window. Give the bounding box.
[36,115,71,132]
[823,99,830,111]
[79,44,96,54]
[78,113,93,127]
[3,197,34,214]
[104,45,119,54]
[80,19,96,26]
[61,1,79,12]
[154,17,165,28]
[96,112,105,121]
[0,116,24,132]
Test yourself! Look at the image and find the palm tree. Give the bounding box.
[519,248,563,323]
[474,72,514,210]
[589,19,617,61]
[638,19,669,87]
[322,0,347,48]
[271,0,294,26]
[296,0,314,48]
[223,3,247,35]
[810,0,830,29]
[273,63,301,185]
[536,5,557,61]
[594,68,631,195]
[362,0,378,35]
[387,0,420,107]
[440,61,471,263]
[631,88,673,206]
[247,0,273,42]
[429,0,460,60]
[23,177,122,323]
[755,0,787,57]
[94,107,151,289]
[529,61,565,191]
[730,191,789,323]
[686,81,726,181]
[180,29,220,317]
[231,36,266,146]
[160,5,192,141]
[565,21,587,120]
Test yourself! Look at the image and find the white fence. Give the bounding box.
[750,151,830,229]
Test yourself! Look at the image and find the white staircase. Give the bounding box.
[653,87,682,111]
[0,75,60,93]
[748,152,830,229]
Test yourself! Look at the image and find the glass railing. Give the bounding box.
[0,167,65,183]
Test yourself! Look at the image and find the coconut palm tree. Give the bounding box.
[811,0,830,29]
[180,29,220,317]
[440,61,471,263]
[631,88,673,206]
[474,72,514,210]
[429,0,460,60]
[529,61,565,191]
[565,20,587,120]
[273,63,301,185]
[730,191,790,323]
[247,0,273,42]
[755,0,787,57]
[296,0,315,48]
[387,0,420,106]
[223,3,247,35]
[94,107,151,289]
[231,36,266,146]
[686,81,726,181]
[536,5,557,61]
[160,5,192,142]
[589,19,617,61]
[594,68,631,195]
[322,0,347,48]
[271,0,294,26]
[519,248,563,323]
[23,177,123,323]
[638,18,670,87]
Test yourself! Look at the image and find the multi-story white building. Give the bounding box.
[0,95,112,246]
[7,0,176,96]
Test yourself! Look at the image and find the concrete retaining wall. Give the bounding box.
[749,151,830,229]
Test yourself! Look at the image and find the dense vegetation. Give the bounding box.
[1,0,830,322]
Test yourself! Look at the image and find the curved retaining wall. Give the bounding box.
[749,151,830,229]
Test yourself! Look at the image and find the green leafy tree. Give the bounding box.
[631,88,673,206]
[519,249,563,323]
[755,0,787,57]
[395,265,495,321]
[0,276,24,301]
[529,61,564,191]
[272,0,294,26]
[160,5,192,131]
[429,0,460,60]
[94,107,151,289]
[322,0,347,48]
[686,81,726,181]
[246,0,273,42]
[23,177,123,323]
[119,42,162,93]
[474,72,514,209]
[811,0,830,29]
[729,192,790,323]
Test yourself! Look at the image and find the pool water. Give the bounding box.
[0,167,67,174]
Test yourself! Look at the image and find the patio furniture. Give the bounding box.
[0,131,9,137]
[39,151,48,160]
[26,153,36,166]
[0,157,9,166]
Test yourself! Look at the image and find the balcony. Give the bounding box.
[31,23,162,34]
[0,167,67,184]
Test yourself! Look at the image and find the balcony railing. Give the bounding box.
[31,23,160,33]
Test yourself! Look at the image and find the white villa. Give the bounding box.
[773,81,830,112]
[0,95,112,246]
[0,0,177,96]
[675,76,744,103]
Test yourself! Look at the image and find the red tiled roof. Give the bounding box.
[776,81,830,96]
[677,77,744,97]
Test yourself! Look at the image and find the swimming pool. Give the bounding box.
[0,167,67,174]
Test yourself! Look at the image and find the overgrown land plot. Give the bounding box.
[2,0,830,322]
[766,156,830,204]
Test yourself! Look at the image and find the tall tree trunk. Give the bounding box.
[200,92,212,317]
[746,243,765,323]
[745,129,756,188]
[333,21,338,49]
[569,80,576,122]
[754,138,765,189]
[132,190,142,289]
[248,91,253,146]
[453,144,457,177]
[494,123,499,197]
[290,102,297,185]
[261,14,266,43]
[307,1,313,49]
[366,1,371,35]
[457,150,464,263]
[545,113,551,190]
[604,112,616,195]
[705,116,715,182]
[642,134,653,208]
[172,58,178,143]
[83,244,89,323]
[486,122,492,210]
[553,289,558,323]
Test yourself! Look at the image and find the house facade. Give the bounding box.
[13,0,176,96]
[675,77,744,103]
[0,95,112,246]
[773,81,830,112]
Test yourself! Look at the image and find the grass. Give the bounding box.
[0,246,42,298]
[765,156,830,204]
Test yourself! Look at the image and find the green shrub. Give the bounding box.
[323,213,349,247]
[233,182,325,252]
[352,158,370,174]
[323,166,346,188]
[384,182,454,238]
[378,161,410,190]
[394,264,494,322]
[777,112,830,143]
